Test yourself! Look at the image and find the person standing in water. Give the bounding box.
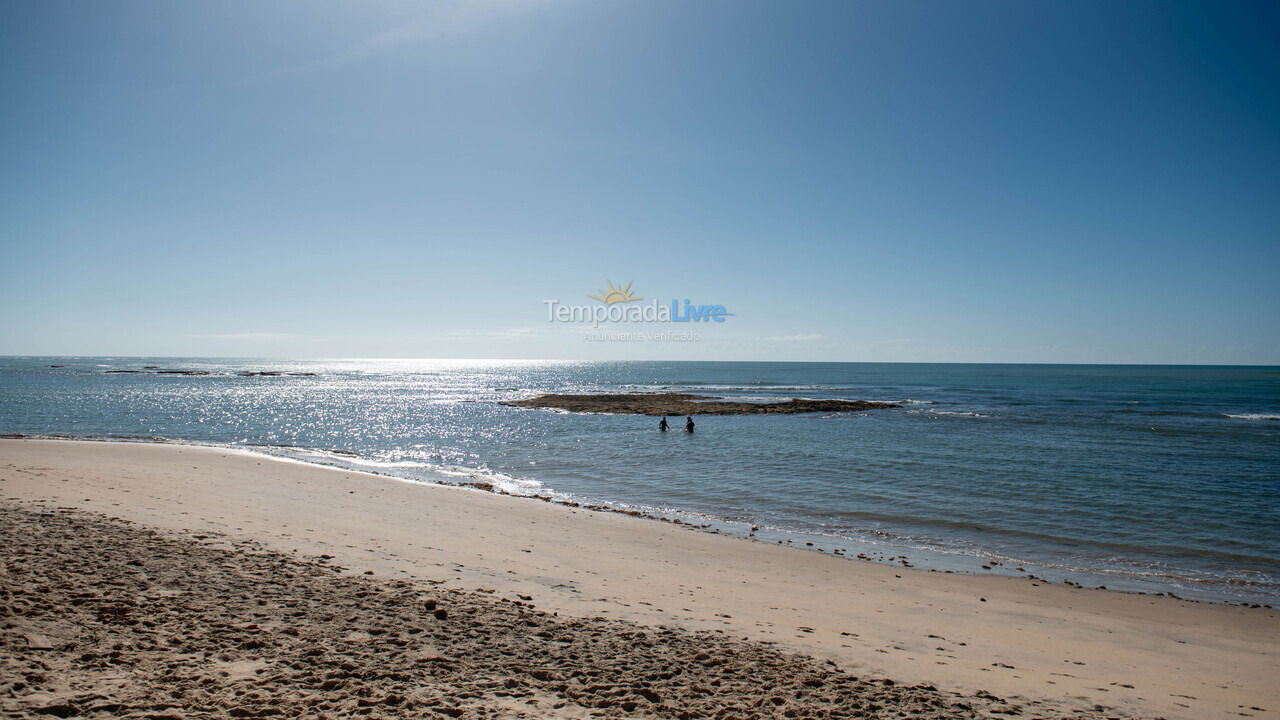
[685,416,695,433]
[659,417,669,432]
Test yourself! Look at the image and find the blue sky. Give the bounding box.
[1,0,1277,363]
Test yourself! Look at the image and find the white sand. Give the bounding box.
[2,438,1276,720]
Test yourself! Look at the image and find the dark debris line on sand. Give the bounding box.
[2,504,1121,720]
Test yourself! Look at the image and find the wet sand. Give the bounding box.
[2,439,1277,719]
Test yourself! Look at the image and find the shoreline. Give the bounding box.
[0,502,1110,719]
[0,432,1271,607]
[2,437,1278,719]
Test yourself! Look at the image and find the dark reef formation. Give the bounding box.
[503,393,899,416]
[102,369,317,377]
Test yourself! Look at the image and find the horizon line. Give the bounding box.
[3,355,1278,368]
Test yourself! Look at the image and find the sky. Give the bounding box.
[1,0,1277,363]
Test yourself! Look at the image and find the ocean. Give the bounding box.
[1,357,1277,604]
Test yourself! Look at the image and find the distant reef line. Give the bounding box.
[97,367,317,377]
[502,392,900,416]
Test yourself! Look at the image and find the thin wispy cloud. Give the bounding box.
[237,0,550,86]
[439,327,546,341]
[763,333,824,342]
[187,332,297,341]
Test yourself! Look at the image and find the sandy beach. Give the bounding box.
[2,438,1277,719]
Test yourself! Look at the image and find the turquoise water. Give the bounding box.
[1,357,1277,603]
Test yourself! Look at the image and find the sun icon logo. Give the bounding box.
[589,280,642,305]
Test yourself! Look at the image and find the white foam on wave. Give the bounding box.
[874,398,935,405]
[266,446,550,496]
[292,449,436,469]
[418,463,546,495]
[907,409,990,418]
[485,471,547,495]
[1224,413,1280,421]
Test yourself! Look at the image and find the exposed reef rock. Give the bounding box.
[237,371,318,377]
[104,369,212,376]
[102,369,317,377]
[503,393,900,416]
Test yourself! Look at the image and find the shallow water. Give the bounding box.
[2,357,1277,603]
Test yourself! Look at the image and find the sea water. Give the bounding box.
[1,357,1276,604]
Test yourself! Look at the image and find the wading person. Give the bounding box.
[685,416,695,433]
[659,417,669,432]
